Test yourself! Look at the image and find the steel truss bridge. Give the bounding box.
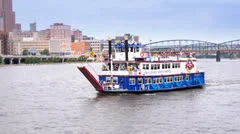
[144,39,240,53]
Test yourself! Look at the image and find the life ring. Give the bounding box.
[140,52,144,57]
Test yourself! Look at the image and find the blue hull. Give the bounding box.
[98,72,205,93]
[97,85,204,94]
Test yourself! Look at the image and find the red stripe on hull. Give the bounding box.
[78,66,103,91]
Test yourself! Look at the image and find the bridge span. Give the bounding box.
[144,39,240,62]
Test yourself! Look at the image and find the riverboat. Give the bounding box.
[78,37,205,93]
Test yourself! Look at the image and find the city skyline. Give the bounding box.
[13,0,240,43]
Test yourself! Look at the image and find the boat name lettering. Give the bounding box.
[144,70,171,74]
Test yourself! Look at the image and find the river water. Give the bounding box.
[0,59,240,134]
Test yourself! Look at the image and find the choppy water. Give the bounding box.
[0,59,240,134]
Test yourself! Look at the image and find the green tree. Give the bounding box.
[0,56,2,64]
[40,49,49,55]
[23,49,28,55]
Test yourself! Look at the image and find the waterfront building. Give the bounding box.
[83,37,100,52]
[49,40,60,55]
[0,31,8,54]
[30,22,36,32]
[21,40,49,55]
[71,41,90,55]
[50,23,71,54]
[72,29,82,42]
[100,40,108,51]
[14,23,21,32]
[0,0,15,32]
[37,29,50,41]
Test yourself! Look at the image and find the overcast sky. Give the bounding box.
[13,0,240,43]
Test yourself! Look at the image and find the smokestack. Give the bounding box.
[108,37,112,70]
[124,36,128,61]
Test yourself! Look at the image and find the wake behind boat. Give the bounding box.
[78,36,205,93]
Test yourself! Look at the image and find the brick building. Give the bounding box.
[71,41,90,55]
[0,0,15,32]
[72,29,82,42]
[0,31,8,54]
[50,23,71,54]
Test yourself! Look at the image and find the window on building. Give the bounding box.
[129,78,135,85]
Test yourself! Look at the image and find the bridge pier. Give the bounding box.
[2,57,4,64]
[10,58,13,64]
[216,50,221,62]
[18,58,21,64]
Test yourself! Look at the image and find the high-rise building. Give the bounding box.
[14,23,21,31]
[37,29,50,41]
[0,0,15,32]
[0,31,8,54]
[72,29,82,42]
[50,23,71,54]
[30,22,36,32]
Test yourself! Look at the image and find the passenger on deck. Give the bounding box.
[114,64,119,71]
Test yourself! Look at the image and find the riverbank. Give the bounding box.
[0,56,91,65]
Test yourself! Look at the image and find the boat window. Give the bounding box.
[174,76,183,82]
[164,77,173,83]
[146,64,149,70]
[164,77,168,83]
[129,78,135,85]
[168,64,171,69]
[172,63,181,68]
[153,77,162,84]
[136,47,139,52]
[138,78,143,84]
[130,47,133,52]
[113,77,118,83]
[143,64,149,70]
[145,78,152,84]
[106,77,111,82]
[151,64,154,70]
[177,63,180,68]
[165,64,168,69]
[186,75,190,81]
